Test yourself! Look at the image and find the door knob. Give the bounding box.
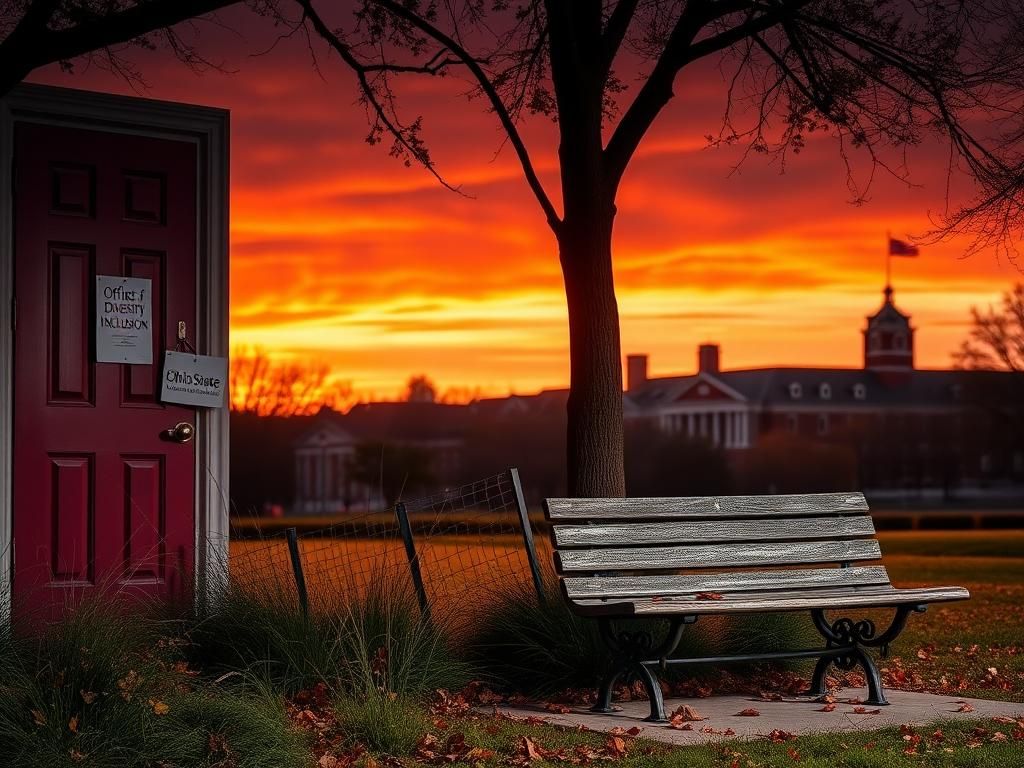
[164,422,195,443]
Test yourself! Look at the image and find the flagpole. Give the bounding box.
[885,230,891,291]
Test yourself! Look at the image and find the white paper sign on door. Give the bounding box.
[160,350,228,408]
[96,275,153,364]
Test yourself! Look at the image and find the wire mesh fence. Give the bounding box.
[227,468,548,637]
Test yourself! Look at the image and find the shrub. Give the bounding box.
[464,577,612,695]
[466,574,819,696]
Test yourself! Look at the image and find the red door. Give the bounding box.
[12,121,197,618]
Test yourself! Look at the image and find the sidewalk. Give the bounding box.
[496,689,1024,745]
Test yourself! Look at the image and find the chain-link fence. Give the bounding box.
[227,468,547,635]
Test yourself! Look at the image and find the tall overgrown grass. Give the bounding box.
[0,598,308,768]
[466,573,818,696]
[465,577,612,694]
[191,567,473,697]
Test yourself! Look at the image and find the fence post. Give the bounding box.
[285,527,309,619]
[509,467,545,604]
[394,501,431,619]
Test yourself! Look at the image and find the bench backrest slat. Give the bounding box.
[555,538,882,572]
[553,515,875,548]
[545,492,867,520]
[561,565,891,599]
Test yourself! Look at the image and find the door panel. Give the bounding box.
[13,122,198,618]
[49,454,94,583]
[48,243,95,404]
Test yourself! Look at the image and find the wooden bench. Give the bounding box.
[544,492,969,722]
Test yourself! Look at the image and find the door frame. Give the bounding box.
[0,83,230,616]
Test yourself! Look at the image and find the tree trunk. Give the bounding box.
[559,204,625,498]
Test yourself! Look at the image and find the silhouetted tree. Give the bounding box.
[230,345,353,416]
[7,1,1024,495]
[954,284,1024,477]
[0,0,246,94]
[737,431,857,494]
[955,284,1024,373]
[403,374,437,403]
[229,409,318,514]
[625,421,732,496]
[461,403,568,503]
[347,440,435,507]
[290,0,1024,496]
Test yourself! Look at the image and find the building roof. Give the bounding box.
[626,367,978,409]
[295,401,471,448]
[866,287,912,327]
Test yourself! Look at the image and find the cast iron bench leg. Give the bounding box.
[590,616,692,722]
[810,605,926,706]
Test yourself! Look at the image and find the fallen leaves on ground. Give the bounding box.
[668,704,705,730]
[117,670,141,702]
[148,699,169,716]
[608,726,643,737]
[294,682,331,710]
[415,732,495,764]
[506,733,638,764]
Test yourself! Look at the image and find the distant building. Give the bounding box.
[290,285,1022,513]
[292,402,466,514]
[624,286,1023,495]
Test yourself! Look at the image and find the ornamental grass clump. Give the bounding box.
[464,576,613,695]
[0,597,308,768]
[466,571,818,697]
[329,576,468,755]
[191,566,472,699]
[333,572,473,699]
[188,581,346,693]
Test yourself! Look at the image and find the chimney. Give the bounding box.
[698,343,720,374]
[626,354,648,391]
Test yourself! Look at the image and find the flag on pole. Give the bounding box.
[888,237,919,257]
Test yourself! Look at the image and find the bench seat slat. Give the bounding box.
[545,492,867,520]
[570,585,971,617]
[553,515,875,548]
[561,565,891,599]
[556,539,882,572]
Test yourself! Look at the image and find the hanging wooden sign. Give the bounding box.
[160,350,228,408]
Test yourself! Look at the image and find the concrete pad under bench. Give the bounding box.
[495,689,1024,745]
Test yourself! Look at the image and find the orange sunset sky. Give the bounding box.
[27,6,1023,401]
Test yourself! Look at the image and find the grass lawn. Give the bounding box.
[323,529,1024,767]
[301,691,1024,768]
[877,531,1024,704]
[8,529,1023,765]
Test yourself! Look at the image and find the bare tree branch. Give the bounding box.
[368,0,562,231]
[0,0,241,95]
[601,0,640,75]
